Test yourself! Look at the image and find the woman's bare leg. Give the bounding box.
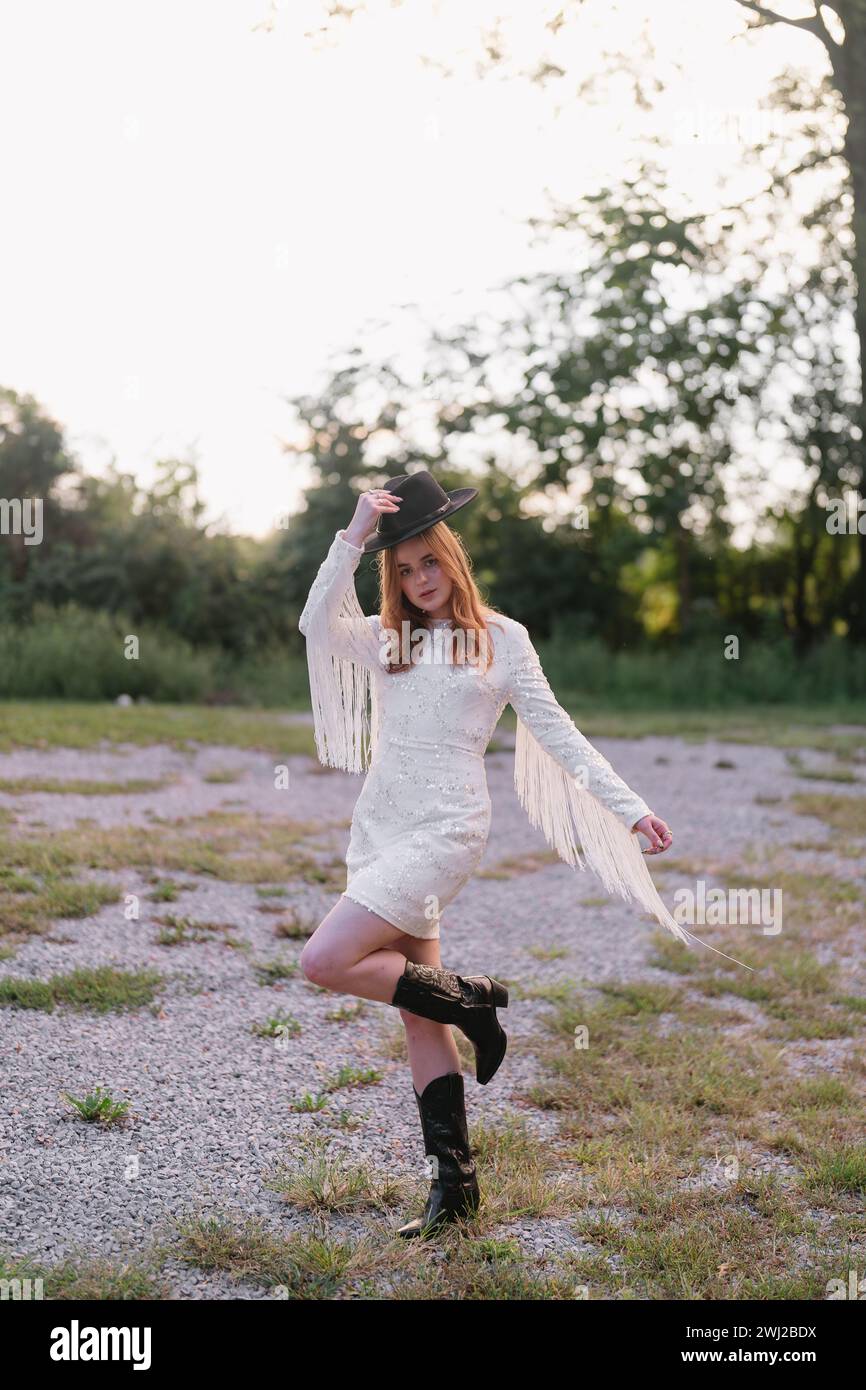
[397,933,462,1094]
[298,895,416,1002]
[299,895,461,1092]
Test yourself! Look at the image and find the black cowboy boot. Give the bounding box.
[391,960,509,1085]
[397,1071,480,1238]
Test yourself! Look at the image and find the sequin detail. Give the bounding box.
[298,529,683,941]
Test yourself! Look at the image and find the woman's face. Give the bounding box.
[394,534,453,619]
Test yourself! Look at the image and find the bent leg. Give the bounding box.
[299,894,418,1003]
[300,896,462,1092]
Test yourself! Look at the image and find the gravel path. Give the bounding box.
[1,730,863,1297]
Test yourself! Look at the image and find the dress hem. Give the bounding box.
[341,886,441,940]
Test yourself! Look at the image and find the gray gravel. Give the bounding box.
[0,730,864,1297]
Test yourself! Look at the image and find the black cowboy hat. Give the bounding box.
[360,470,478,554]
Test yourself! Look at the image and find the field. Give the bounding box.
[1,701,864,1300]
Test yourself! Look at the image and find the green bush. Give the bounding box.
[1,603,863,708]
[0,603,221,702]
[0,602,310,706]
[538,634,866,707]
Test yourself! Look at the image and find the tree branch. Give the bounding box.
[733,0,837,48]
[684,147,843,224]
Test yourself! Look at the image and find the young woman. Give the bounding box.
[296,469,683,1239]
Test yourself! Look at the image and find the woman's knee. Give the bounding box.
[299,943,340,988]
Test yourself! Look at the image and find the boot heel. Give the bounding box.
[490,979,508,1008]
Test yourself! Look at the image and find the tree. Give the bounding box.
[282,0,866,636]
[392,149,817,641]
[0,386,79,588]
[728,1,866,636]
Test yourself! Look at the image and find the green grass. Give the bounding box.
[0,777,174,795]
[251,1010,302,1039]
[790,791,866,837]
[251,957,299,985]
[264,1136,404,1214]
[505,844,866,1299]
[321,1065,383,1093]
[574,1185,844,1300]
[0,699,864,757]
[154,915,243,947]
[0,811,344,939]
[325,1000,368,1022]
[0,862,123,939]
[0,701,316,754]
[170,1211,408,1297]
[146,878,190,902]
[0,1249,169,1300]
[288,1092,330,1112]
[501,703,866,756]
[61,1085,132,1124]
[1,700,863,1300]
[0,965,164,1013]
[478,848,561,878]
[784,751,860,784]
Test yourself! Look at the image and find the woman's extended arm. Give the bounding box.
[502,619,687,943]
[505,620,651,831]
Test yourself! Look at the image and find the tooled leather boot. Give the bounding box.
[391,960,509,1085]
[397,1071,480,1238]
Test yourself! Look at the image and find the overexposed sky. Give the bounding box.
[0,0,826,537]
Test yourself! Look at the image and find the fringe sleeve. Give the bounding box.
[297,528,382,774]
[505,620,692,944]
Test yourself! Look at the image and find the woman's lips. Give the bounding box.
[420,588,436,598]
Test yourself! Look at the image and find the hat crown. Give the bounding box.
[375,470,455,543]
[359,469,478,553]
[386,470,450,507]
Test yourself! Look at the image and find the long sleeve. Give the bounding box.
[298,529,381,666]
[505,620,691,944]
[297,529,381,773]
[505,622,650,830]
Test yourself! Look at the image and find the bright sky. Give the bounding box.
[0,0,826,537]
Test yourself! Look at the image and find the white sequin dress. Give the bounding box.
[298,528,691,943]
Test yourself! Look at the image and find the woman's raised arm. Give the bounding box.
[297,490,401,773]
[298,529,381,668]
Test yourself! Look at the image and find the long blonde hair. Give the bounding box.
[376,521,506,674]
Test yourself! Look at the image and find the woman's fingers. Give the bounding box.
[368,493,401,512]
[641,815,673,855]
[643,825,663,854]
[649,819,673,855]
[351,492,401,536]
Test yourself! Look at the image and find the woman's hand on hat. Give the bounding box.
[633,813,673,855]
[344,490,401,547]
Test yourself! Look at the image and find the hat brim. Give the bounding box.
[360,487,478,554]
